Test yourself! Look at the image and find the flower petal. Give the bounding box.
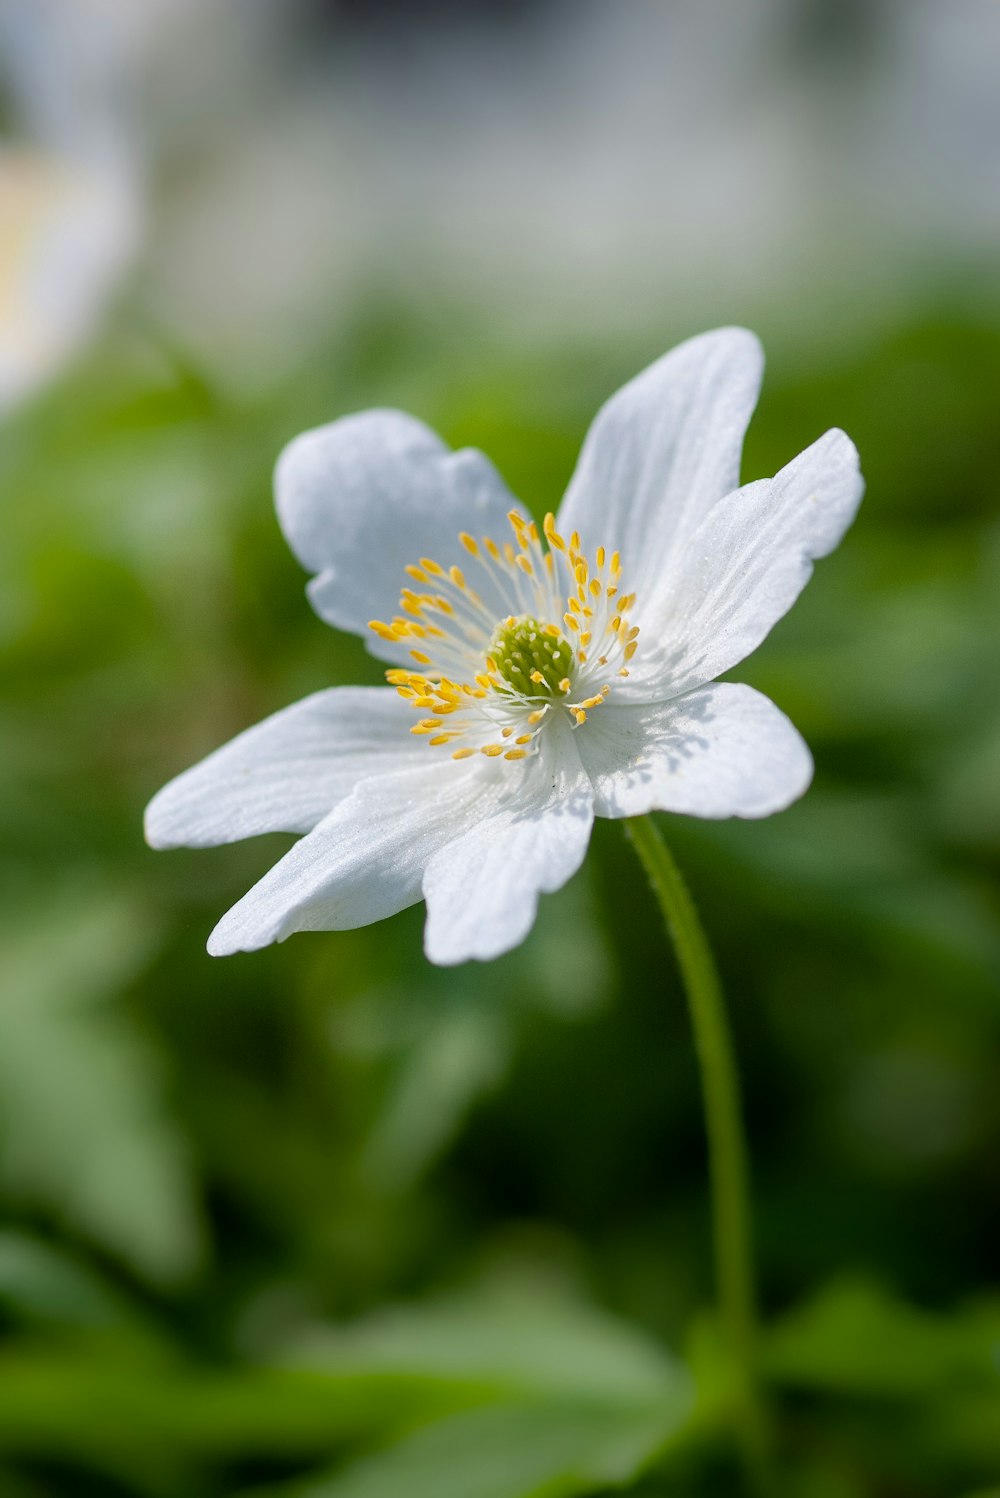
[422,718,594,965]
[576,684,812,820]
[555,328,763,611]
[274,410,521,656]
[144,688,423,848]
[207,758,489,956]
[636,428,864,698]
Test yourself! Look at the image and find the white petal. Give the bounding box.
[555,328,763,610]
[274,410,521,656]
[422,719,594,965]
[144,688,423,848]
[577,684,812,820]
[207,757,491,956]
[638,429,864,697]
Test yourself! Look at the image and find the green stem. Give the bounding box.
[624,815,769,1486]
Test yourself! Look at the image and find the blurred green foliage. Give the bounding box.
[0,291,998,1498]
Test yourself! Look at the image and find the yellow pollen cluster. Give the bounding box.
[369,510,639,762]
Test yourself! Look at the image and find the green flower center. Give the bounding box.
[488,615,573,698]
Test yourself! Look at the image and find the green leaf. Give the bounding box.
[0,1349,479,1465]
[0,1230,159,1339]
[0,885,204,1284]
[259,1398,683,1498]
[255,1277,693,1498]
[764,1277,1000,1397]
[282,1271,686,1406]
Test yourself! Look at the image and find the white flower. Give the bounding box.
[0,148,138,409]
[0,0,143,410]
[145,328,863,965]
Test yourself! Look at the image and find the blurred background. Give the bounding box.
[1,2,999,1495]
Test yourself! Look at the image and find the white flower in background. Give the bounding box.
[0,148,138,409]
[145,328,863,965]
[0,0,143,409]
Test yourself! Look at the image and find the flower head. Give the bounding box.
[145,328,864,964]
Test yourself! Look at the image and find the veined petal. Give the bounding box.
[555,328,763,613]
[144,688,422,848]
[207,758,488,956]
[637,428,864,698]
[274,410,522,658]
[422,718,594,966]
[577,684,812,820]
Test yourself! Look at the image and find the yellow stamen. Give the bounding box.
[544,514,566,550]
[379,509,638,763]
